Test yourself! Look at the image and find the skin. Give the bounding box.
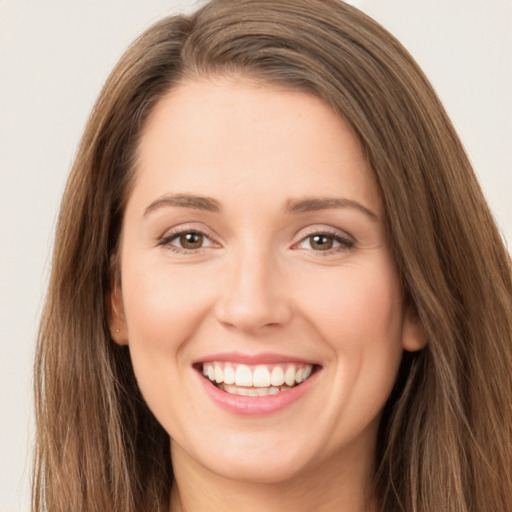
[110,78,425,512]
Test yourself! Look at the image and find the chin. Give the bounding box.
[172,432,318,485]
[204,453,309,485]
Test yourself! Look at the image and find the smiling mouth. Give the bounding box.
[198,362,317,397]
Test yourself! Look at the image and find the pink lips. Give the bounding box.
[198,374,317,415]
[195,352,319,416]
[196,351,316,365]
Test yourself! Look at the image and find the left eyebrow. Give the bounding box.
[286,197,378,221]
[144,193,221,216]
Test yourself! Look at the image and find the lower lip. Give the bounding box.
[197,370,318,416]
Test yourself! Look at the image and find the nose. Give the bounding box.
[214,246,293,333]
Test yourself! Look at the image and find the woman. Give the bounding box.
[33,0,512,511]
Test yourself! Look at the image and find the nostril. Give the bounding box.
[213,272,293,332]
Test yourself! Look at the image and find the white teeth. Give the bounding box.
[284,365,296,386]
[214,364,223,384]
[235,364,253,387]
[253,365,271,387]
[219,383,293,396]
[202,361,314,391]
[270,366,285,386]
[223,364,235,384]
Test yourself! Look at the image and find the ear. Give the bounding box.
[402,303,427,352]
[108,279,129,346]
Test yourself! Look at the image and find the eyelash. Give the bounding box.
[158,229,214,253]
[293,229,355,253]
[158,228,355,254]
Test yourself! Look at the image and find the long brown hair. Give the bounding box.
[33,1,512,510]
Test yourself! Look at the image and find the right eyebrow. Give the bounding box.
[144,194,221,216]
[286,196,378,221]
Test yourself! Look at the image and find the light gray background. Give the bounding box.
[1,1,510,510]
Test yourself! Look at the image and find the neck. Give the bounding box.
[169,441,378,512]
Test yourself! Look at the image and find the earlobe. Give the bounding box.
[108,281,129,346]
[402,304,427,352]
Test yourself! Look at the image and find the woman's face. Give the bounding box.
[111,78,424,484]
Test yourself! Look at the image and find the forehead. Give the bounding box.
[132,78,382,215]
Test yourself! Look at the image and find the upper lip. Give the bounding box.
[194,351,319,366]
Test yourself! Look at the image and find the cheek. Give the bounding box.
[298,262,405,348]
[120,258,217,397]
[296,262,405,416]
[122,259,215,342]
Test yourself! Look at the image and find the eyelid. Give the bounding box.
[294,224,355,242]
[157,223,221,252]
[291,225,355,252]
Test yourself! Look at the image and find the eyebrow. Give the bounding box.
[286,197,378,221]
[144,194,221,216]
[143,193,378,221]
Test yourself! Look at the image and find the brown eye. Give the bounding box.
[159,229,215,252]
[178,232,204,249]
[295,231,354,253]
[309,234,334,251]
